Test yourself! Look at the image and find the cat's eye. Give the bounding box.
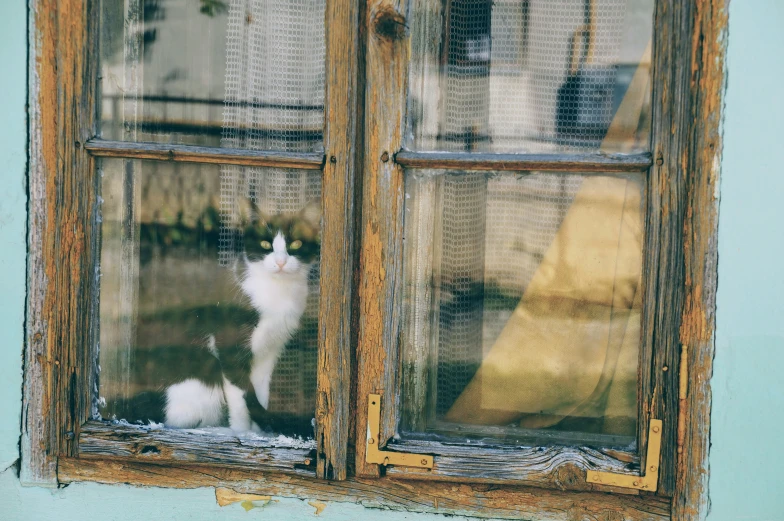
[289,240,302,250]
[260,240,272,250]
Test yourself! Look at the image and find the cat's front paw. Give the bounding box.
[258,387,270,410]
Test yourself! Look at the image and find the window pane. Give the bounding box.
[98,158,321,438]
[99,0,325,150]
[407,0,654,153]
[401,170,643,443]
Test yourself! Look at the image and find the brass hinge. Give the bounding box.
[365,394,433,469]
[586,419,662,491]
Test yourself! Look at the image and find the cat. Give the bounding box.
[119,199,320,434]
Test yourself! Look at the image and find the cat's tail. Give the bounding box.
[112,391,167,426]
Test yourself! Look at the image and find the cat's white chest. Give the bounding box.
[242,266,309,317]
[241,262,311,406]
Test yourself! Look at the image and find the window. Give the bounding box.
[25,0,355,482]
[23,0,725,518]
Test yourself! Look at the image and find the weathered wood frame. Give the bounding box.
[353,0,725,519]
[22,0,726,519]
[22,0,358,484]
[354,0,647,487]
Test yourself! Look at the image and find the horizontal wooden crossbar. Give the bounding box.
[84,139,325,170]
[395,150,653,173]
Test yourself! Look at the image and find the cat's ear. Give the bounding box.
[237,196,261,224]
[250,196,278,225]
[299,199,321,229]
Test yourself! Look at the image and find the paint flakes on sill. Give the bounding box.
[215,487,274,510]
[308,500,327,515]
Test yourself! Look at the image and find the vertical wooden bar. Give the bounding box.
[354,0,411,477]
[317,0,363,481]
[672,0,727,518]
[639,0,690,497]
[23,0,99,485]
[400,173,437,431]
[642,0,726,503]
[400,0,444,431]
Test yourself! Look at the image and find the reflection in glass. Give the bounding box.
[401,170,644,442]
[99,0,325,149]
[407,0,654,153]
[98,159,321,437]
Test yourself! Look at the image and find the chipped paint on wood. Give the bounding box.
[672,0,728,519]
[316,0,364,481]
[308,500,327,515]
[77,422,316,475]
[23,0,99,486]
[354,0,410,478]
[639,0,725,499]
[215,487,273,508]
[60,457,671,521]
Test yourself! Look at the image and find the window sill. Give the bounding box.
[78,421,316,476]
[57,456,671,520]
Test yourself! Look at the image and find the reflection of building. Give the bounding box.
[409,0,653,153]
[404,0,653,424]
[98,0,326,431]
[100,0,325,149]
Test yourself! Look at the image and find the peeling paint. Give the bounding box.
[215,487,274,508]
[308,500,327,515]
[672,0,728,518]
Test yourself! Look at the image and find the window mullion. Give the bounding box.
[354,0,412,478]
[84,139,325,169]
[315,0,363,481]
[640,0,706,498]
[395,150,653,173]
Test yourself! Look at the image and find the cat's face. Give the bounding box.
[240,199,321,276]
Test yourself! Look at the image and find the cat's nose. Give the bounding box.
[276,258,286,268]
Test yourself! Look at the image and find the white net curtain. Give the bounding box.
[219,0,325,422]
[403,0,652,438]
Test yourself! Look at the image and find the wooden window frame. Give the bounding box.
[22,0,357,484]
[352,0,725,517]
[21,0,725,519]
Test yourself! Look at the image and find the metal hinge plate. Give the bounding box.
[586,419,662,491]
[365,394,433,469]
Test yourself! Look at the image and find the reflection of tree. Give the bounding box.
[199,0,229,17]
[101,0,227,63]
[101,1,162,61]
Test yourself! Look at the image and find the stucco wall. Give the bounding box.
[707,1,784,520]
[1,1,782,520]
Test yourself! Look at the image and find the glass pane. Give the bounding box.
[99,0,325,150]
[407,0,654,154]
[98,158,321,438]
[401,169,644,442]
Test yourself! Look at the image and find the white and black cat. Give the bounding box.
[120,200,320,434]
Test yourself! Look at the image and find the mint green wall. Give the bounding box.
[707,1,784,520]
[2,1,783,520]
